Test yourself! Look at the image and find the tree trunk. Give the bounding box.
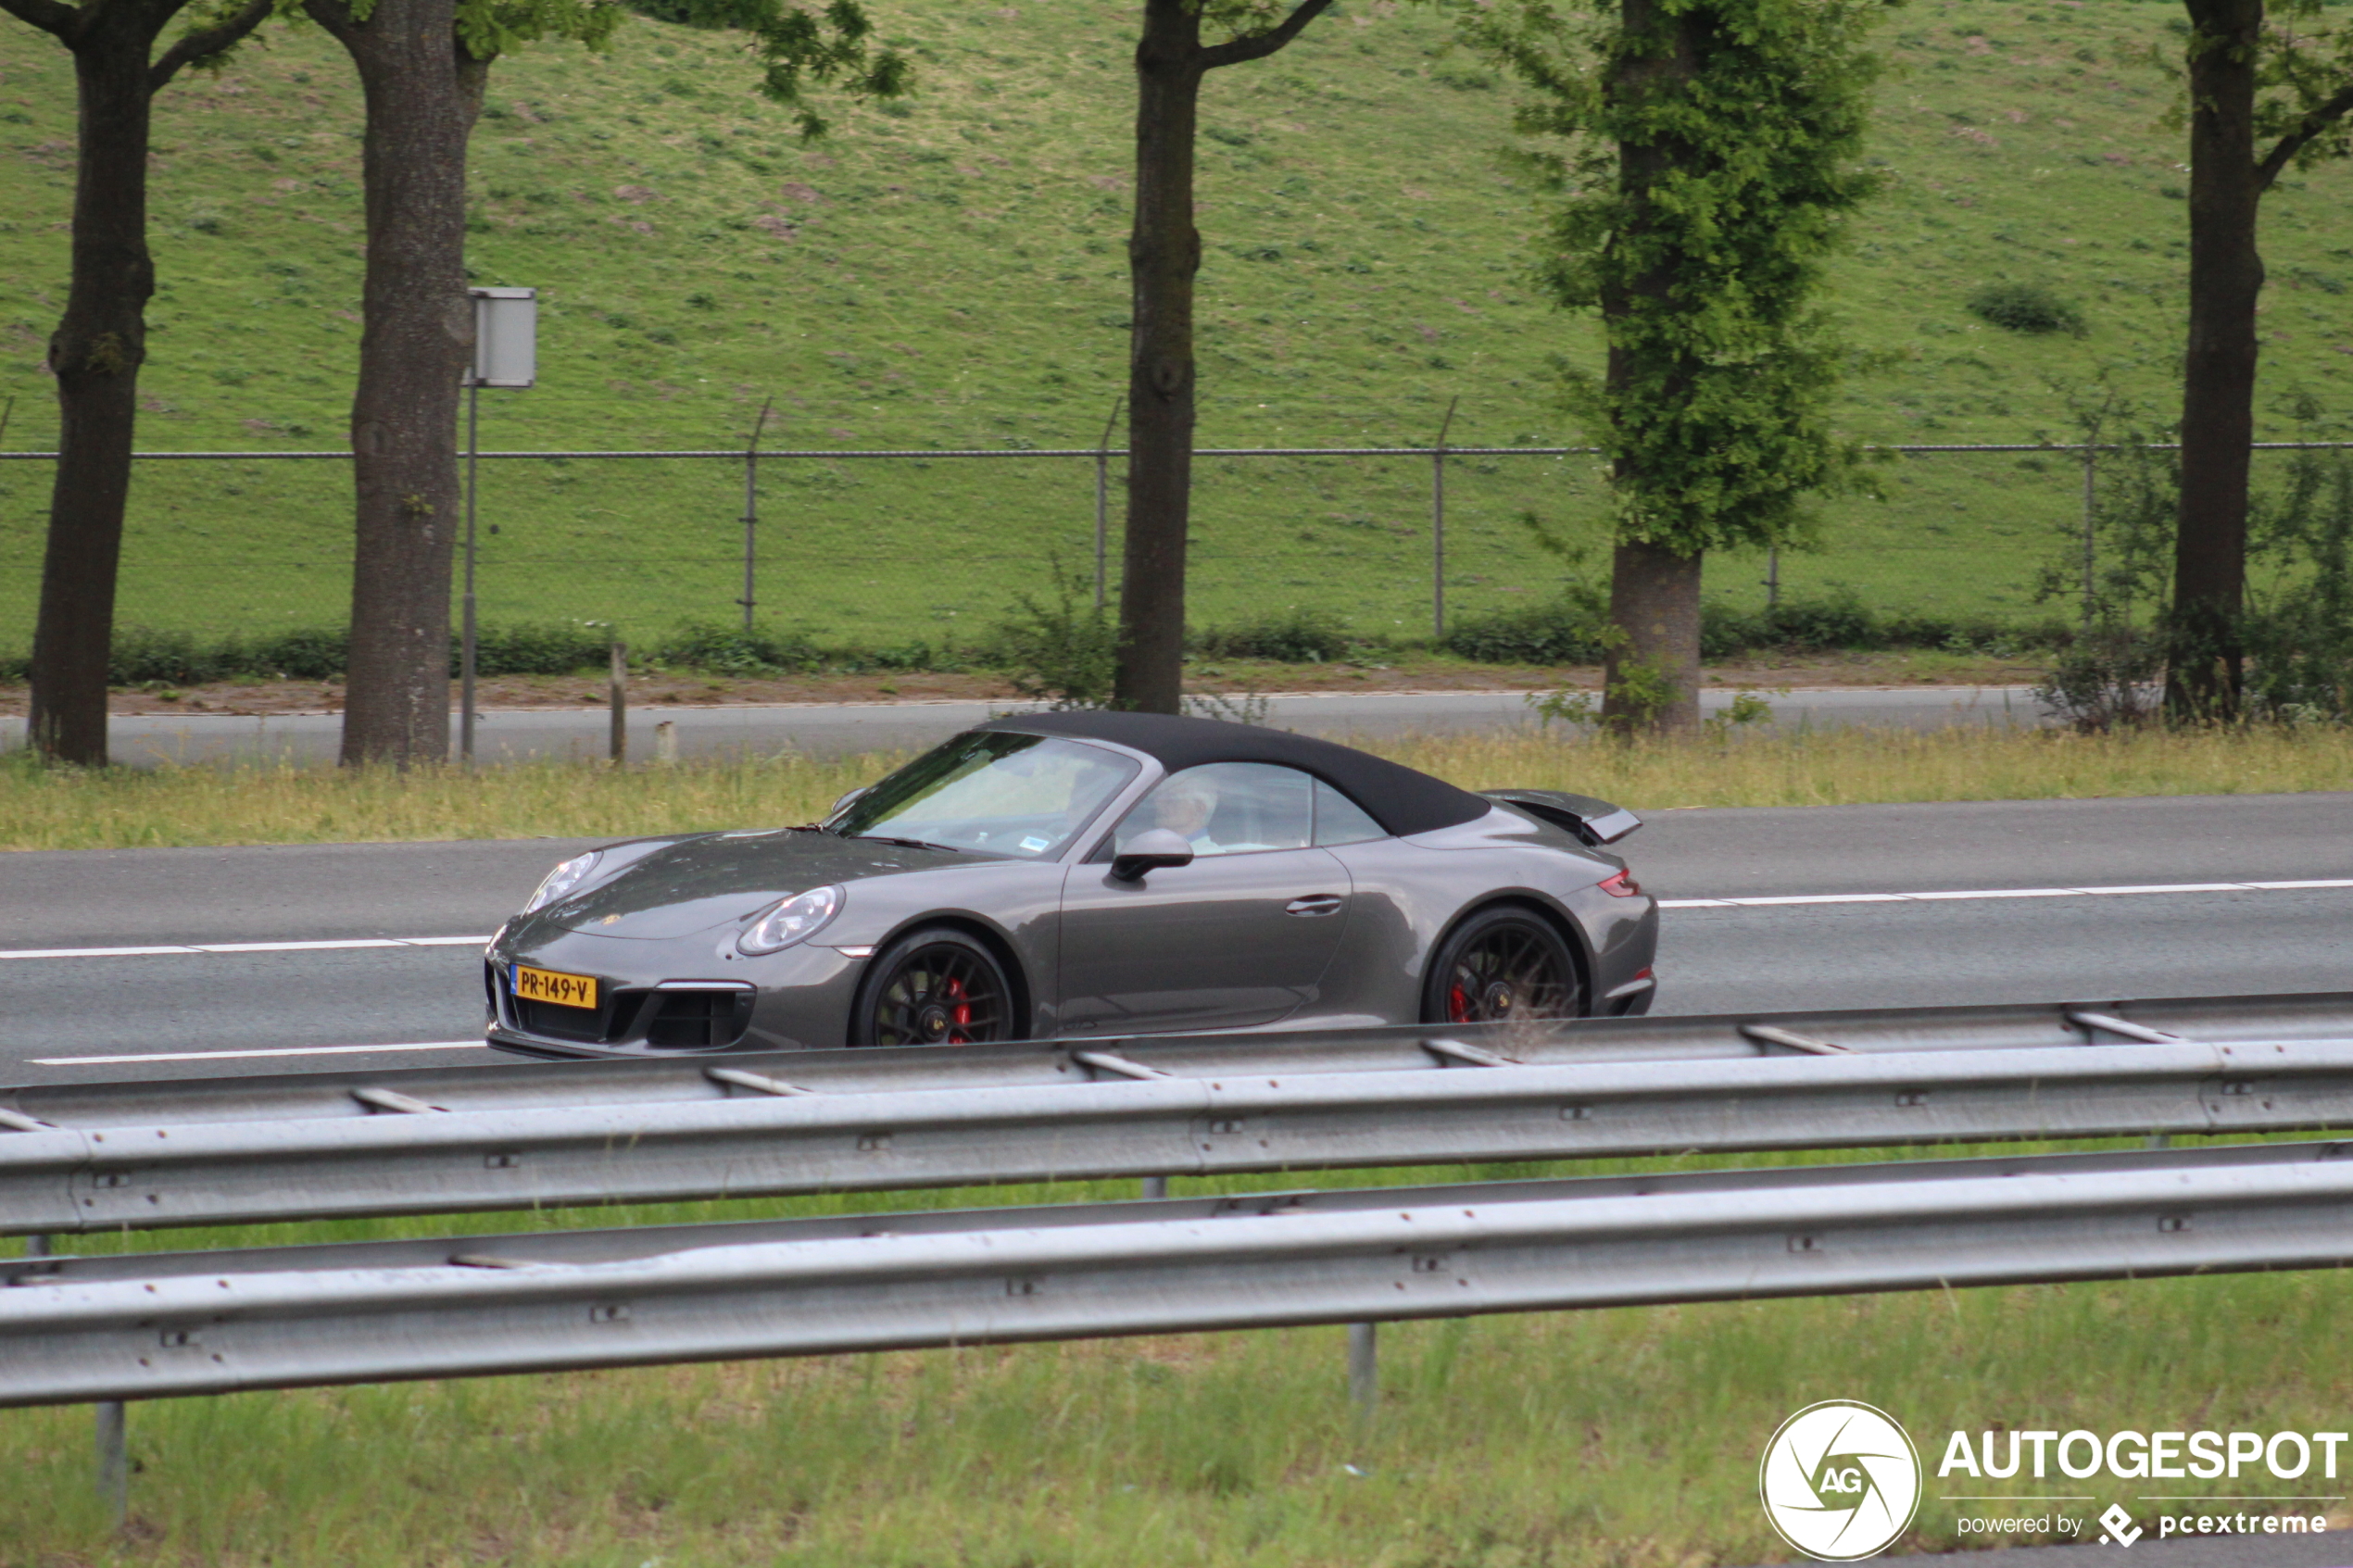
[27,21,160,766]
[308,0,484,767]
[1603,541,1702,735]
[2167,0,2265,721]
[1597,0,1705,737]
[1114,0,1205,716]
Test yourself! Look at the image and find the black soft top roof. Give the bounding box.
[980,709,1491,838]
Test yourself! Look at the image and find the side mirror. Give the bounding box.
[827,786,869,820]
[1111,828,1194,883]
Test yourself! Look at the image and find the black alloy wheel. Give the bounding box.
[852,926,1018,1047]
[1420,905,1584,1025]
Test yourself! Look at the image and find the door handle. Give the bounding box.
[1284,894,1344,917]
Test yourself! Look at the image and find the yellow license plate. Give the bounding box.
[514,964,598,1010]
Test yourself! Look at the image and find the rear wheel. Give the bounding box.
[851,926,1018,1047]
[1419,905,1584,1024]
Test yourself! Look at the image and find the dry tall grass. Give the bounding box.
[5,724,2350,851]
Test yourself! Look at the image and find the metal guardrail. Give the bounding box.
[6,1138,2350,1408]
[7,992,2353,1236]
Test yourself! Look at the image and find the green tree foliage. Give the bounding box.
[1463,0,1884,559]
[1454,0,1885,733]
[631,0,907,136]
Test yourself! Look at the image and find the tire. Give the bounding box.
[1418,904,1585,1025]
[850,926,1020,1047]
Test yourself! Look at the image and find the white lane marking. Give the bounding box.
[0,935,494,960]
[28,1040,491,1065]
[1659,878,2353,909]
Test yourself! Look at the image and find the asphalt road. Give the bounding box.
[0,684,2043,767]
[5,791,2348,1085]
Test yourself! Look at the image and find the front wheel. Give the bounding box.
[1419,905,1585,1025]
[850,926,1019,1047]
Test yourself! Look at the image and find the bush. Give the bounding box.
[650,621,824,677]
[250,627,348,680]
[469,622,614,677]
[109,626,239,685]
[983,567,1116,709]
[2034,628,2164,731]
[1441,597,1609,664]
[1192,607,1353,663]
[1966,282,2086,336]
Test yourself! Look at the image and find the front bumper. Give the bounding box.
[484,931,868,1059]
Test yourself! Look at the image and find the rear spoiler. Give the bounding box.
[1478,788,1643,847]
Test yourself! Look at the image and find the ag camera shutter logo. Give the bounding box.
[1760,1400,1923,1561]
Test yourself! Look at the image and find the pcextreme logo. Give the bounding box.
[1759,1400,1924,1562]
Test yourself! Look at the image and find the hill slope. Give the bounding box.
[2,0,2349,650]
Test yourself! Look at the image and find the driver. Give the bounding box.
[1134,772,1224,854]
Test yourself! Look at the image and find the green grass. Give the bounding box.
[6,724,2353,851]
[3,3,2351,644]
[6,1148,2351,1564]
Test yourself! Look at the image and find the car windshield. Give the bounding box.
[828,732,1139,859]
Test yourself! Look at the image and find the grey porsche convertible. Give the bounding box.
[484,710,1657,1057]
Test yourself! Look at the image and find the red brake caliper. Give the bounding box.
[945,976,972,1042]
[1448,982,1471,1023]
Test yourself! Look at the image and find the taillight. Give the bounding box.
[1599,869,1642,898]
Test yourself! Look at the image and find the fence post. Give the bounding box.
[609,639,627,766]
[1095,396,1123,610]
[2081,440,2098,633]
[459,380,481,765]
[1431,396,1458,641]
[740,398,773,633]
[1766,548,1780,610]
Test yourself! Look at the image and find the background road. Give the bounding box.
[6,791,2347,1085]
[0,684,2042,767]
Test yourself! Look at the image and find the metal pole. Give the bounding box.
[1347,1322,1378,1414]
[1431,395,1458,640]
[740,398,772,632]
[1139,1176,1167,1199]
[460,380,481,765]
[2082,441,2098,633]
[608,638,626,767]
[1094,396,1123,610]
[95,1399,127,1526]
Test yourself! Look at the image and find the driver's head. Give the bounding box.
[1151,773,1218,836]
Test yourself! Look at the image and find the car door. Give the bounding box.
[1056,762,1353,1035]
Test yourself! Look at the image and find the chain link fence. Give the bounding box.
[4,441,2349,665]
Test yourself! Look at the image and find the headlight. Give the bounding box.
[521,851,601,914]
[737,885,841,955]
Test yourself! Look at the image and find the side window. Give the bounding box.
[1114,763,1314,858]
[1313,778,1387,846]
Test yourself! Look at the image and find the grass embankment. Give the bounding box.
[6,0,2353,647]
[5,723,2351,850]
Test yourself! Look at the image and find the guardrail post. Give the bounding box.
[95,1400,128,1526]
[31,1234,130,1525]
[1139,1176,1167,1199]
[1347,1322,1378,1414]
